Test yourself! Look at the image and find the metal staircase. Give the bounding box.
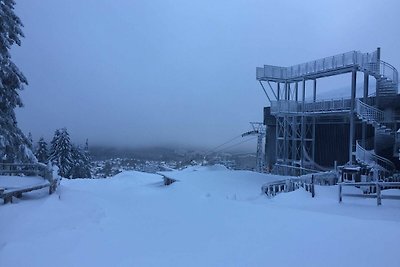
[355,99,392,134]
[258,49,399,176]
[355,100,396,175]
[361,60,398,97]
[355,140,395,175]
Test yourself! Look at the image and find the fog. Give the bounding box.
[12,0,400,151]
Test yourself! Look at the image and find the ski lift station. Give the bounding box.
[258,48,400,178]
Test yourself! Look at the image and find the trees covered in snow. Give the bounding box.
[70,145,91,179]
[0,0,35,163]
[49,128,91,178]
[49,128,73,178]
[35,137,49,163]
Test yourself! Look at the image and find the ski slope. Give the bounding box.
[1,167,400,267]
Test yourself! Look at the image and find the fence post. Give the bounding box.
[376,183,382,206]
[311,175,315,198]
[339,184,342,203]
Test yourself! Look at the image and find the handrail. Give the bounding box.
[271,98,352,114]
[356,99,385,123]
[355,140,395,175]
[378,60,398,84]
[257,51,360,80]
[257,50,398,92]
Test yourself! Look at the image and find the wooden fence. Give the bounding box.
[0,163,60,204]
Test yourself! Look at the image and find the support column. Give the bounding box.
[277,83,280,100]
[284,115,288,168]
[295,82,298,102]
[285,82,288,100]
[349,70,357,165]
[301,79,306,171]
[313,79,317,102]
[312,79,316,162]
[375,47,381,108]
[362,72,369,148]
[291,115,297,172]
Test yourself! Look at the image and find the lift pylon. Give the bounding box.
[242,122,266,172]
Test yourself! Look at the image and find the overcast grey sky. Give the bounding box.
[12,0,400,150]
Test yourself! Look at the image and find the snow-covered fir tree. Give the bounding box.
[0,0,35,163]
[27,132,33,148]
[49,128,73,178]
[35,137,48,163]
[70,145,91,178]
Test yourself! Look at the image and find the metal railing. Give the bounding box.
[355,99,385,124]
[271,98,351,114]
[261,177,314,197]
[262,172,337,197]
[339,182,400,206]
[379,60,398,84]
[257,50,398,84]
[364,60,399,83]
[355,140,395,175]
[257,51,378,80]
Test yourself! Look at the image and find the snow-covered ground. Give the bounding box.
[1,166,400,267]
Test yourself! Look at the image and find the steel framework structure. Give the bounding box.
[257,48,399,176]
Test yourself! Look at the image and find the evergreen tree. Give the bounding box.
[84,138,89,151]
[70,145,91,178]
[0,0,35,163]
[35,137,48,163]
[27,132,33,148]
[49,128,73,178]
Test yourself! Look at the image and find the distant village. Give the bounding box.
[90,149,257,178]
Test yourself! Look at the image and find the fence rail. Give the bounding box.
[0,163,53,180]
[339,182,400,205]
[0,163,59,204]
[262,172,338,197]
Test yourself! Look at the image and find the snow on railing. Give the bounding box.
[355,140,395,175]
[262,172,337,197]
[0,163,53,181]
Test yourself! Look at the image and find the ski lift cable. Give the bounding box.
[213,136,257,154]
[204,134,243,155]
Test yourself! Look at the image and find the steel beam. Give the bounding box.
[349,69,357,164]
[301,79,306,171]
[362,72,368,148]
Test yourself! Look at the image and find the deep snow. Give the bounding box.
[1,167,400,267]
